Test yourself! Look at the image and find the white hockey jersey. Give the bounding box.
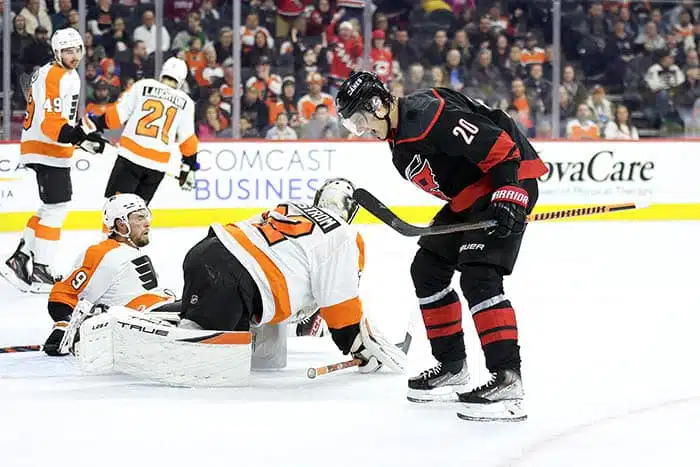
[103,78,198,172]
[49,238,174,312]
[212,203,365,330]
[20,62,81,168]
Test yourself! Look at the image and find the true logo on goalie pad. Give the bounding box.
[116,320,170,336]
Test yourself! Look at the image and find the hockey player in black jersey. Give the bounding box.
[336,71,548,421]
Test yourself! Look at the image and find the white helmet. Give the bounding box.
[313,178,359,223]
[51,28,84,67]
[160,57,188,89]
[103,194,150,235]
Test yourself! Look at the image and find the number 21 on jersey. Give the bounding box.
[136,99,177,144]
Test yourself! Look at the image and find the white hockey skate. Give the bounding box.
[407,359,470,403]
[456,369,527,422]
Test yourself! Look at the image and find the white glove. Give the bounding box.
[350,316,407,374]
[179,163,195,191]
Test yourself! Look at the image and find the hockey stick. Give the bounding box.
[354,188,644,237]
[306,331,412,379]
[0,345,42,354]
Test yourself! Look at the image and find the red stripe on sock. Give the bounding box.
[421,301,462,327]
[480,329,518,346]
[426,321,463,339]
[473,307,517,334]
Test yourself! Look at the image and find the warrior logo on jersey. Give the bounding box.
[406,155,450,201]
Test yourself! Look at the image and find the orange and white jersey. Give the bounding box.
[212,202,365,331]
[104,78,198,172]
[20,62,81,168]
[49,238,174,312]
[297,93,336,123]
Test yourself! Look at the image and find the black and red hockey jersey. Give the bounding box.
[388,87,548,212]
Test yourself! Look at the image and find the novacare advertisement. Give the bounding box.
[0,140,698,230]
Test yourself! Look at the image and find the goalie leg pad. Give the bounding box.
[78,307,252,387]
[251,323,287,370]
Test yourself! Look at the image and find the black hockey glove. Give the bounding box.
[179,155,198,191]
[487,185,529,238]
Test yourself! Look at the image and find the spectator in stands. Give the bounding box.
[51,0,71,32]
[649,8,668,36]
[444,49,466,92]
[243,29,275,68]
[186,37,206,80]
[298,72,335,125]
[241,85,269,135]
[636,21,666,55]
[133,9,171,55]
[673,9,694,44]
[204,88,231,125]
[605,20,636,91]
[119,40,153,85]
[567,103,601,140]
[525,63,552,115]
[391,29,421,73]
[240,115,260,139]
[85,81,112,117]
[199,46,225,90]
[370,30,393,83]
[0,0,13,37]
[470,15,495,50]
[198,104,228,139]
[276,0,305,39]
[301,103,340,139]
[470,49,507,103]
[404,63,429,95]
[265,113,298,140]
[22,25,52,71]
[242,12,274,54]
[20,0,52,37]
[562,65,588,106]
[685,50,699,72]
[676,66,700,132]
[268,77,300,130]
[84,31,107,66]
[214,27,234,66]
[12,15,33,68]
[67,9,79,31]
[172,12,208,53]
[500,43,527,82]
[558,85,577,135]
[520,32,545,67]
[586,85,614,128]
[98,58,120,98]
[307,0,334,37]
[199,0,221,38]
[325,11,363,97]
[429,66,449,88]
[102,16,132,57]
[246,55,282,102]
[508,78,536,137]
[645,50,686,121]
[88,0,115,37]
[166,0,202,29]
[604,104,639,140]
[451,28,474,67]
[619,6,638,39]
[492,34,509,69]
[423,29,450,68]
[577,1,611,77]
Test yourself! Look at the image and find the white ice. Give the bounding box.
[1,222,699,467]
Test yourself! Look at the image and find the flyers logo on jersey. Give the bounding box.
[406,155,450,201]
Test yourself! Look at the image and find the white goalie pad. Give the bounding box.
[359,316,408,374]
[76,307,252,387]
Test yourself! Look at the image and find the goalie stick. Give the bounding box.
[306,331,412,379]
[353,188,645,237]
[0,345,42,354]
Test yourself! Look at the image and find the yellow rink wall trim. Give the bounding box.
[1,204,698,232]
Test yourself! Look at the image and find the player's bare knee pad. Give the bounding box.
[251,323,287,370]
[410,248,455,297]
[459,265,505,307]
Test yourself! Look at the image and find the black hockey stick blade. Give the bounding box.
[354,188,496,237]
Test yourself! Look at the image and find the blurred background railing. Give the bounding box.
[3,0,700,142]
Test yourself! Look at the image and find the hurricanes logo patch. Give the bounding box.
[406,155,450,201]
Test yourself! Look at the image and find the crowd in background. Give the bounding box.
[3,0,700,140]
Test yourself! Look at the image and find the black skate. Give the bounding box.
[0,240,33,292]
[407,359,470,403]
[456,369,527,422]
[296,309,327,337]
[30,263,59,294]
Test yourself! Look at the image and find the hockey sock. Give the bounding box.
[419,287,466,362]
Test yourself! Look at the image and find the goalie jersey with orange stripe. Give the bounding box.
[49,238,174,313]
[211,202,365,331]
[104,78,198,172]
[21,62,81,167]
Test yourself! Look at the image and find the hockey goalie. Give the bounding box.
[69,178,407,387]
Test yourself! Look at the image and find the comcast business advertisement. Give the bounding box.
[0,140,698,215]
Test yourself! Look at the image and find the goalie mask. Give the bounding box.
[313,178,359,223]
[103,194,151,240]
[335,71,393,138]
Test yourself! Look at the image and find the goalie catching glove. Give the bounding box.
[349,316,407,374]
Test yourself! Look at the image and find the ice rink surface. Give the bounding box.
[1,221,699,467]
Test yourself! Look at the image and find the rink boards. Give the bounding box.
[1,139,698,231]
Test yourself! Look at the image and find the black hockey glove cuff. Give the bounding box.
[329,323,361,355]
[487,185,528,239]
[58,123,86,145]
